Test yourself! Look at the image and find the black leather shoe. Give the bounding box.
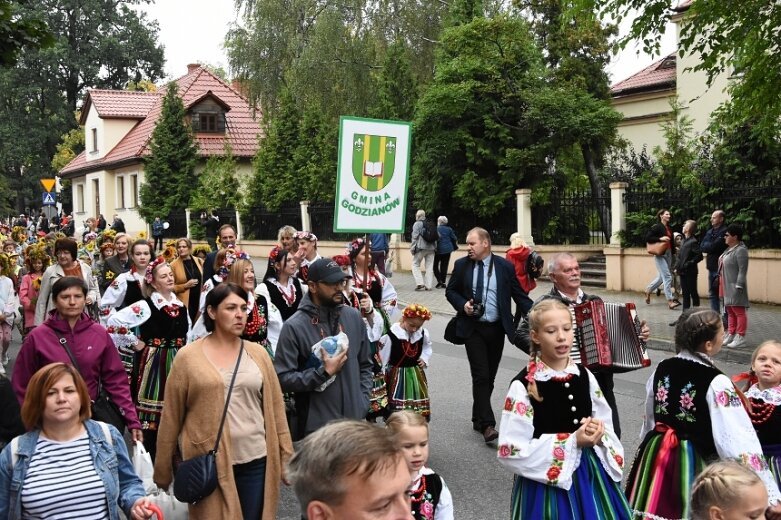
[483,426,499,443]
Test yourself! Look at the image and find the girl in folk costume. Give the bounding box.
[386,411,454,520]
[106,257,190,460]
[332,253,387,419]
[99,239,152,324]
[261,245,305,323]
[226,255,281,358]
[348,238,399,419]
[380,304,433,420]
[18,244,50,336]
[497,298,630,520]
[626,310,781,519]
[735,340,781,489]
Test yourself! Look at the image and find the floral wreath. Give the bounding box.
[269,245,283,263]
[402,304,432,321]
[192,244,211,257]
[332,254,351,267]
[145,256,168,284]
[293,231,317,242]
[218,247,251,278]
[24,243,51,266]
[0,253,12,277]
[347,237,368,259]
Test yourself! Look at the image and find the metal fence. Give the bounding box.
[401,199,518,245]
[624,178,781,248]
[308,202,357,243]
[531,188,610,245]
[165,209,188,239]
[241,205,301,240]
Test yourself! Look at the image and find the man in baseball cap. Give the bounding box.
[274,257,373,439]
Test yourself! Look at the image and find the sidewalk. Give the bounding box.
[390,270,781,366]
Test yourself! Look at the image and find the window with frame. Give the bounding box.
[91,128,98,152]
[116,176,125,209]
[130,174,138,207]
[77,184,85,212]
[191,111,226,133]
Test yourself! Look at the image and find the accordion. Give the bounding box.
[574,300,651,373]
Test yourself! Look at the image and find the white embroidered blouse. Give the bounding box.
[496,361,625,490]
[378,322,433,367]
[640,351,781,504]
[106,292,189,350]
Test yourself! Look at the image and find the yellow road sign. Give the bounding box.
[40,179,56,192]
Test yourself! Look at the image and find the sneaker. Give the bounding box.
[729,335,747,349]
[722,333,734,347]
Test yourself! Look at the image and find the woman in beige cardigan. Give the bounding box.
[153,282,293,520]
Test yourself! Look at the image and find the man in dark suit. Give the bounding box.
[446,227,532,443]
[202,224,237,282]
[700,209,728,322]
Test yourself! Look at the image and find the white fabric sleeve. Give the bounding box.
[586,368,626,482]
[708,374,781,505]
[434,475,454,520]
[379,274,399,319]
[198,278,215,314]
[255,284,282,353]
[105,300,151,350]
[497,380,582,490]
[364,308,384,342]
[420,328,433,365]
[100,274,128,311]
[379,334,391,366]
[639,372,656,440]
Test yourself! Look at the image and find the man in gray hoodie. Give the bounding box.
[274,258,373,439]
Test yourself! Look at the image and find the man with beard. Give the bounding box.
[274,258,373,439]
[514,252,650,438]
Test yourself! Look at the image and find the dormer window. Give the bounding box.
[189,92,230,134]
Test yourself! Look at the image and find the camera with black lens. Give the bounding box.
[472,302,485,318]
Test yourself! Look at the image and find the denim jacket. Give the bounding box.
[0,420,145,520]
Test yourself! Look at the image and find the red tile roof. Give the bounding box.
[611,54,677,97]
[61,67,263,177]
[78,90,158,124]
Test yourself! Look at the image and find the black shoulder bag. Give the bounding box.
[55,332,126,432]
[174,340,244,504]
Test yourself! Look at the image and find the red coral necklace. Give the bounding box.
[409,476,427,504]
[748,399,776,425]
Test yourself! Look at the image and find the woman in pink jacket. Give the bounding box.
[17,245,50,336]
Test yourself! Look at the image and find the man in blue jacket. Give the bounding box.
[446,227,532,443]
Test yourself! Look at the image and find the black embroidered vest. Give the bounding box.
[652,357,721,458]
[750,398,781,446]
[138,298,189,348]
[386,330,423,368]
[514,364,592,437]
[263,279,302,321]
[411,473,443,520]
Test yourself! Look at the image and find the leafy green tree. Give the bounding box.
[0,0,53,66]
[190,144,241,210]
[586,0,781,137]
[249,89,301,210]
[371,40,417,121]
[139,83,199,222]
[293,105,338,202]
[411,14,552,216]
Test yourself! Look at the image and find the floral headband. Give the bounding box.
[347,238,367,258]
[294,231,318,242]
[145,256,168,284]
[218,247,251,278]
[269,245,283,263]
[402,304,432,321]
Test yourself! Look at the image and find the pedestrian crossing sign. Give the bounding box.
[42,192,56,205]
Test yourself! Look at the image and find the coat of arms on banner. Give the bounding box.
[352,134,396,192]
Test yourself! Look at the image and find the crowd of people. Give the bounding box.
[0,206,776,519]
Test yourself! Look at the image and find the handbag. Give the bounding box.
[56,333,126,432]
[444,316,465,345]
[646,241,667,256]
[174,341,244,505]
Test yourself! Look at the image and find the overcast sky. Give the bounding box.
[142,0,676,85]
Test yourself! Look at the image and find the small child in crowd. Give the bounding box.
[386,411,453,520]
[690,461,769,520]
[741,340,781,488]
[497,298,630,519]
[626,309,781,519]
[380,304,432,420]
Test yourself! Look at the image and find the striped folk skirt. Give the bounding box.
[136,345,182,430]
[764,443,781,491]
[512,447,631,520]
[386,365,430,419]
[625,425,708,520]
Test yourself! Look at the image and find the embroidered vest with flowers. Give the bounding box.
[410,472,443,520]
[138,297,189,349]
[514,364,592,437]
[652,357,721,457]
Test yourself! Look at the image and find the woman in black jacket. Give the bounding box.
[644,209,679,309]
[674,220,704,310]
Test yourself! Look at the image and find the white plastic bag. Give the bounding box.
[311,331,349,392]
[384,251,394,278]
[149,486,189,520]
[132,440,155,494]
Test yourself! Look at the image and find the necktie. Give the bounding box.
[474,261,484,303]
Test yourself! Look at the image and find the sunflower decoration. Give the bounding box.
[98,228,117,246]
[161,243,177,262]
[402,303,432,321]
[0,253,13,278]
[136,230,148,240]
[23,243,51,271]
[165,239,177,249]
[11,226,27,244]
[192,244,211,259]
[32,276,42,291]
